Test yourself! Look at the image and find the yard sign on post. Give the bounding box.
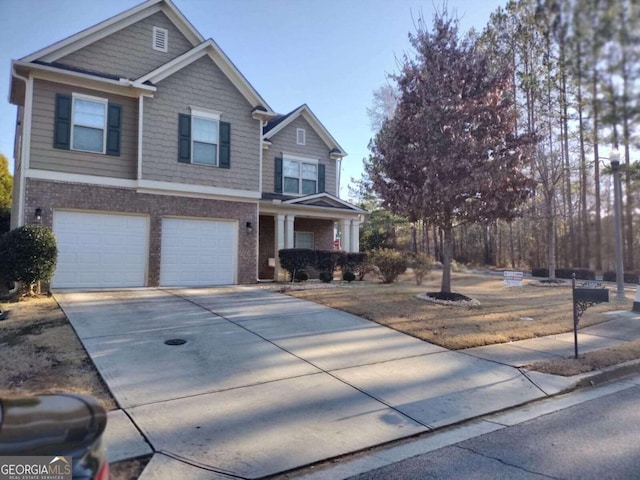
[503,271,523,287]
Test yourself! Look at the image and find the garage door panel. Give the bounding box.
[160,218,237,287]
[53,211,148,288]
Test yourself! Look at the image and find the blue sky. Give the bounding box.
[0,0,506,198]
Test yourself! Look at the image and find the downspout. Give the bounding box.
[256,119,266,282]
[137,96,144,181]
[11,65,30,228]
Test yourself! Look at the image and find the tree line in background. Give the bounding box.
[355,0,640,285]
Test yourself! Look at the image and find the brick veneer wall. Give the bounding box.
[294,218,334,250]
[26,179,258,285]
[258,215,275,279]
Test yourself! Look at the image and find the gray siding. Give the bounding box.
[30,79,138,179]
[142,56,260,192]
[57,12,193,80]
[263,116,337,196]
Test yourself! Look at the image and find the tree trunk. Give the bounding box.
[509,222,516,269]
[561,58,575,267]
[424,220,430,256]
[547,190,556,279]
[411,222,417,255]
[441,223,453,294]
[593,72,602,272]
[576,40,590,268]
[620,47,634,269]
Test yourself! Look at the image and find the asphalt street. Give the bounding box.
[349,385,640,480]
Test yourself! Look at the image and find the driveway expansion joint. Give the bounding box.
[518,368,551,396]
[124,371,324,409]
[120,407,155,456]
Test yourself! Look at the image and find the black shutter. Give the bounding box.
[274,157,283,193]
[318,163,326,193]
[54,94,71,150]
[178,114,191,163]
[106,103,121,156]
[219,121,230,168]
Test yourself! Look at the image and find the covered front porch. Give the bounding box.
[258,193,366,281]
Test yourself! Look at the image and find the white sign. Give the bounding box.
[504,271,523,287]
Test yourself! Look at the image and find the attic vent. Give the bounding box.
[296,128,306,145]
[153,27,168,52]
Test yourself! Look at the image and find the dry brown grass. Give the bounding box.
[0,295,116,410]
[285,272,630,350]
[528,339,640,376]
[0,296,150,474]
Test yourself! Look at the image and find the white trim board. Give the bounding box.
[25,169,262,203]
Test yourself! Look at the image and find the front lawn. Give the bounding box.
[284,271,629,350]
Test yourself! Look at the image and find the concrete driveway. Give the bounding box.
[55,287,568,479]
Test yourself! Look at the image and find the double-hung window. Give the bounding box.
[284,157,317,195]
[178,108,230,168]
[294,231,314,249]
[71,94,108,153]
[54,93,121,155]
[191,109,220,166]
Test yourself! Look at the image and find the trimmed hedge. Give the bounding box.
[603,271,640,284]
[279,249,316,279]
[531,268,549,278]
[531,267,595,280]
[315,250,340,274]
[278,249,367,281]
[338,252,367,273]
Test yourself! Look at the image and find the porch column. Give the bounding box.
[285,214,295,249]
[350,219,360,253]
[341,218,351,252]
[275,213,286,281]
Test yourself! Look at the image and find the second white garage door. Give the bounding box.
[160,218,237,286]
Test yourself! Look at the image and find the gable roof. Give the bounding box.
[21,0,203,64]
[14,0,274,114]
[283,192,367,213]
[136,39,274,114]
[263,104,347,157]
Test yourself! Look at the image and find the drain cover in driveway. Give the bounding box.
[164,339,187,346]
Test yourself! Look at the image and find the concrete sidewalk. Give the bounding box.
[54,287,614,479]
[462,310,640,367]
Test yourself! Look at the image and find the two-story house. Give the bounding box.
[9,0,365,288]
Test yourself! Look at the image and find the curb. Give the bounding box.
[573,358,640,388]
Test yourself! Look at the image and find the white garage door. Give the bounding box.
[52,211,148,288]
[160,218,237,286]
